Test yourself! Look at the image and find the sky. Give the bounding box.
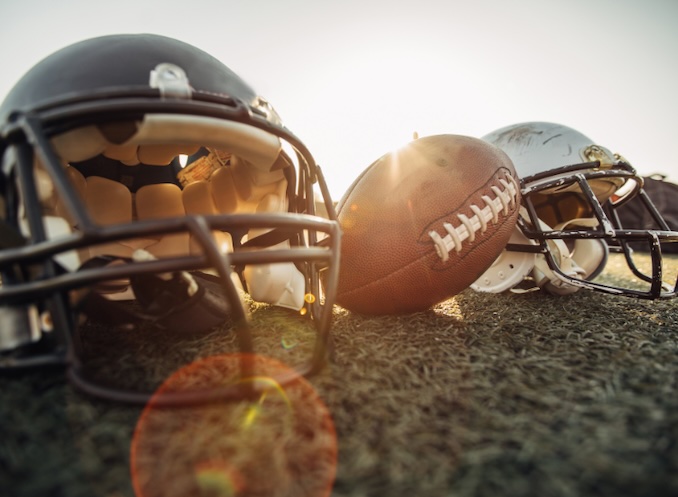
[1,0,677,200]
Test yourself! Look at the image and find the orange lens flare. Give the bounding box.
[130,353,337,497]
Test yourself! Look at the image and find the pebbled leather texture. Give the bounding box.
[335,134,520,315]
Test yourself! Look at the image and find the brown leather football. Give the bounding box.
[335,134,520,315]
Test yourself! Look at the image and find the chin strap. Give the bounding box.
[76,250,233,333]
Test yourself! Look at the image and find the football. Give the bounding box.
[335,134,521,315]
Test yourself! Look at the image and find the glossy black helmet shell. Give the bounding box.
[0,34,260,125]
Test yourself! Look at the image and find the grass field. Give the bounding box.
[1,253,677,497]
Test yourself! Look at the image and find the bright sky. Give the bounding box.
[1,0,677,199]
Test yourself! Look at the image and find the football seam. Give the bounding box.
[337,171,520,300]
[336,218,513,301]
[427,172,519,262]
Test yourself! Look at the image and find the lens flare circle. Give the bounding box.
[130,353,337,497]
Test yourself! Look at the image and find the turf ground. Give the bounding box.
[1,253,677,497]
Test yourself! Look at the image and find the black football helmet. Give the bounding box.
[472,122,678,299]
[0,34,341,403]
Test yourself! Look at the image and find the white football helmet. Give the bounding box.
[472,122,678,299]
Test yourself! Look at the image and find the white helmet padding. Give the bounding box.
[243,188,306,310]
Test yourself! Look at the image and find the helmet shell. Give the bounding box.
[481,121,613,179]
[0,34,259,125]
